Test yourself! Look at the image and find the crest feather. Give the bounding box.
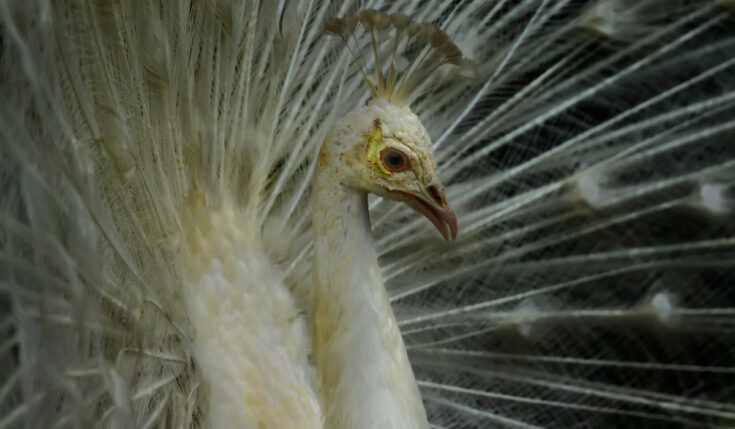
[325,9,475,104]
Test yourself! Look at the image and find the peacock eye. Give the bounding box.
[380,148,409,172]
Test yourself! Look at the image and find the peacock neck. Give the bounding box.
[310,148,429,429]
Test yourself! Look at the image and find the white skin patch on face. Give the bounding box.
[320,98,447,214]
[363,109,437,193]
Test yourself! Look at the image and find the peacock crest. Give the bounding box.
[324,9,475,104]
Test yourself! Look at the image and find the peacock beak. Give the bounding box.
[397,182,457,241]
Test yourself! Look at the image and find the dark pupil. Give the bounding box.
[385,151,404,168]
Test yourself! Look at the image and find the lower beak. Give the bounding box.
[397,185,457,241]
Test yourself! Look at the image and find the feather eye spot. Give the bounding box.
[380,148,409,172]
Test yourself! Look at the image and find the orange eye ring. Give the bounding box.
[380,148,410,172]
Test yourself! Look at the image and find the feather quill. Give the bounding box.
[1,1,734,427]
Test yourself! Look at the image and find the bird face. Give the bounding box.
[332,99,457,240]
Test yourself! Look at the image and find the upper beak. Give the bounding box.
[398,182,457,241]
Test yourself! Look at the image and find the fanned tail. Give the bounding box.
[373,1,735,427]
[2,1,735,428]
[0,1,345,426]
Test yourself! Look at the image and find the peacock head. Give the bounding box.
[323,9,474,240]
[324,98,457,240]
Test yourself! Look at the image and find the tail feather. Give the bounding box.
[2,0,735,428]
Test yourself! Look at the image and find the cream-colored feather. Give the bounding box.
[2,1,735,428]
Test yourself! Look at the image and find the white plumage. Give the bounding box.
[1,1,735,428]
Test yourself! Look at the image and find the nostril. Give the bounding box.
[427,184,444,206]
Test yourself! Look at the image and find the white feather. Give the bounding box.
[1,1,734,428]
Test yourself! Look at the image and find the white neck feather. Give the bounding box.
[311,147,429,429]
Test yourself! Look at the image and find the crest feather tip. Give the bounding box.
[325,10,473,104]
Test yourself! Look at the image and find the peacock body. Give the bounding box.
[1,1,735,428]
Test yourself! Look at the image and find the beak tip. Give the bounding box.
[445,211,458,241]
[395,188,458,241]
[435,205,457,241]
